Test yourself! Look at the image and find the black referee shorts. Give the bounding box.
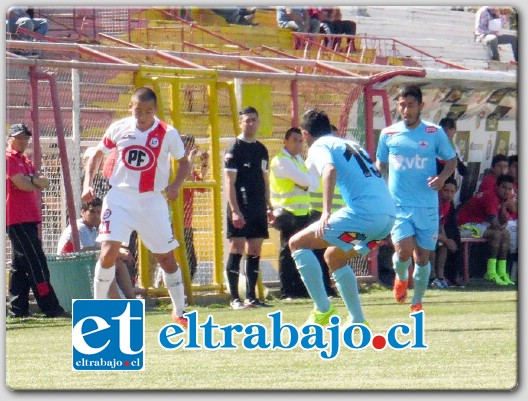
[226,209,269,240]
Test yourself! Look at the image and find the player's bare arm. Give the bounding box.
[427,157,457,191]
[317,163,336,237]
[166,155,191,200]
[225,170,245,228]
[376,160,388,180]
[263,171,276,225]
[82,149,104,202]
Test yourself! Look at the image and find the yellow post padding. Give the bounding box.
[132,67,228,302]
[241,83,273,137]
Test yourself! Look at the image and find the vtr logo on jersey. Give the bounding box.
[72,300,145,371]
[390,154,429,170]
[122,145,155,171]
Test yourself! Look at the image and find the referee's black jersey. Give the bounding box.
[224,137,269,213]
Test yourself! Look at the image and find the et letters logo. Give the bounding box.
[72,300,145,371]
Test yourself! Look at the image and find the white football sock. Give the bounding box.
[93,262,115,299]
[163,268,186,316]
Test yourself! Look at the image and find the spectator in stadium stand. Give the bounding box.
[505,154,518,282]
[211,7,258,26]
[6,123,69,318]
[276,7,320,33]
[376,85,457,313]
[6,6,48,40]
[224,106,276,309]
[269,127,317,300]
[56,197,138,299]
[474,6,518,63]
[478,154,509,193]
[82,87,191,328]
[309,7,357,51]
[429,177,463,289]
[288,109,396,327]
[181,134,209,283]
[457,174,515,286]
[437,117,467,207]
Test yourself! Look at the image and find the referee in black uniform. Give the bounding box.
[224,106,275,309]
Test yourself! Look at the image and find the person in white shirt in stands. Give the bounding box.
[56,197,137,299]
[276,7,319,33]
[474,6,517,63]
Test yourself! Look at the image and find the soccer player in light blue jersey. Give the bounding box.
[289,109,396,326]
[376,85,457,312]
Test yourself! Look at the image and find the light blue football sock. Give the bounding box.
[291,249,331,313]
[412,262,431,305]
[392,253,412,281]
[333,265,365,323]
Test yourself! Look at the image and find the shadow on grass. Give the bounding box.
[6,314,71,331]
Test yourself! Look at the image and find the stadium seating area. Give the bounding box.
[350,6,517,69]
[28,6,517,70]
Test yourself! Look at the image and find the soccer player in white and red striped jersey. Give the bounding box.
[82,87,191,327]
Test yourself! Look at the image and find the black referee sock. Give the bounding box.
[226,253,243,300]
[245,255,260,300]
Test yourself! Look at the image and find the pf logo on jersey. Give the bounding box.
[122,145,156,171]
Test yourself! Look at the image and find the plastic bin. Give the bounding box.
[47,251,98,312]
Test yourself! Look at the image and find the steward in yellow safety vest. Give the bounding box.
[269,127,318,299]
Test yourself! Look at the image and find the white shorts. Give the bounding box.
[97,187,179,254]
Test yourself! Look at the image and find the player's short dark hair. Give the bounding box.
[491,154,508,167]
[444,176,458,188]
[81,197,102,211]
[131,87,157,105]
[239,106,259,118]
[496,174,514,186]
[301,109,331,138]
[284,127,301,140]
[398,84,423,104]
[439,117,456,131]
[508,154,518,166]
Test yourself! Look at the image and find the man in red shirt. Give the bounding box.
[505,155,518,282]
[6,123,69,318]
[457,174,515,285]
[478,154,509,194]
[431,177,462,288]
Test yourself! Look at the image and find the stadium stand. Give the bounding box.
[349,6,517,70]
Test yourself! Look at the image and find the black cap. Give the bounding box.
[9,123,32,137]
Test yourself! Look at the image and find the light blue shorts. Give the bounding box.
[307,207,395,256]
[391,206,439,251]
